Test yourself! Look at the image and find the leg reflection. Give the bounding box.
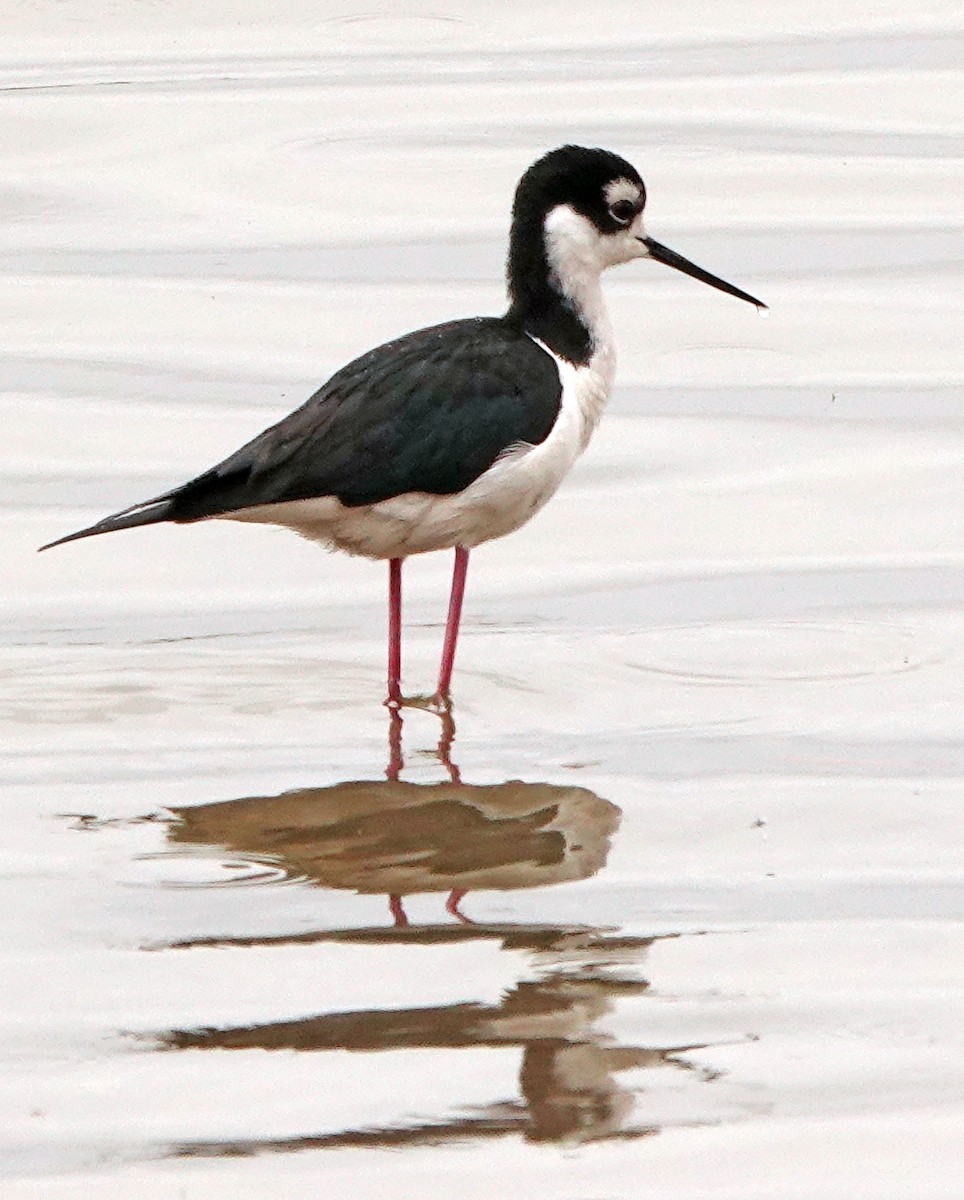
[383,707,469,922]
[388,894,409,928]
[435,709,461,785]
[385,708,404,782]
[444,887,474,925]
[384,705,458,784]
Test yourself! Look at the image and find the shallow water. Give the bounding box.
[2,2,963,1196]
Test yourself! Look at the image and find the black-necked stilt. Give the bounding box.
[41,145,765,706]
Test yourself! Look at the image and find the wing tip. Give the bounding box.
[38,499,175,553]
[38,529,88,553]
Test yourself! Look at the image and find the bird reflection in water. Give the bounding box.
[168,709,619,928]
[154,714,721,1152]
[164,928,716,1154]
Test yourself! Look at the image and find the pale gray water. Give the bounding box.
[1,3,962,1196]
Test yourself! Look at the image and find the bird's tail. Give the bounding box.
[38,496,176,552]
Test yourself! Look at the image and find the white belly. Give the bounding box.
[223,341,614,560]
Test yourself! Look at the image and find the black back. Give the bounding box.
[163,317,561,521]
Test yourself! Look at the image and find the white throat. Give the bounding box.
[542,204,615,350]
[541,203,619,415]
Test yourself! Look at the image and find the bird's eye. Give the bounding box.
[609,199,636,225]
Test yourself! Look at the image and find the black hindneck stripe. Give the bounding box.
[514,303,593,366]
[506,213,594,366]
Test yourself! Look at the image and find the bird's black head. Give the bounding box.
[506,146,649,360]
[506,145,766,359]
[511,144,647,238]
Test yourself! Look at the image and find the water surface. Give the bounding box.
[1,2,962,1196]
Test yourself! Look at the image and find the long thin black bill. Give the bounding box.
[641,237,766,309]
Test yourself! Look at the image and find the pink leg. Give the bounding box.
[388,894,408,927]
[386,557,403,707]
[435,546,470,702]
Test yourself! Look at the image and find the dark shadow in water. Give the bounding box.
[137,713,724,1153]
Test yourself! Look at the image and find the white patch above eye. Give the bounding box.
[604,177,642,209]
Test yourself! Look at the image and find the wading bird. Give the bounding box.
[41,145,765,707]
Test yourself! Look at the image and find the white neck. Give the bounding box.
[542,204,616,360]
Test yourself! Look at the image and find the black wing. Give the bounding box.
[40,318,562,550]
